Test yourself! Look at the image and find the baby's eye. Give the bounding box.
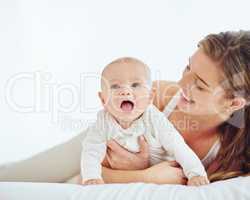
[110,84,120,89]
[131,82,141,88]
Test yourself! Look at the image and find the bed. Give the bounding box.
[0,132,249,200]
[1,177,250,200]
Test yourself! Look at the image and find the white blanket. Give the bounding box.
[1,176,250,200]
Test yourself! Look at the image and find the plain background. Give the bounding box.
[0,0,250,164]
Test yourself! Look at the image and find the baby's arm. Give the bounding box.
[157,120,209,186]
[81,125,106,185]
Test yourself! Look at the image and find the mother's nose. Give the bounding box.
[178,77,196,95]
[179,74,195,90]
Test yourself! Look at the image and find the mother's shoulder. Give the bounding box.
[152,80,180,112]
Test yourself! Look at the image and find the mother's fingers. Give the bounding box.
[168,161,181,168]
[105,151,112,166]
[137,136,149,158]
[106,148,122,169]
[106,148,113,159]
[102,154,111,168]
[107,139,132,157]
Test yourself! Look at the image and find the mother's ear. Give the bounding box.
[229,97,246,112]
[225,97,247,128]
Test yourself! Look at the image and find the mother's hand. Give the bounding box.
[143,161,187,185]
[102,136,150,170]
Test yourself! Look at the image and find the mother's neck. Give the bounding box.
[168,107,220,140]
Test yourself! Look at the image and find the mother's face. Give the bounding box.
[177,48,228,117]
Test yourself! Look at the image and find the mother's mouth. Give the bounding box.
[180,90,195,104]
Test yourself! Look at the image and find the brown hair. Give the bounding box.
[199,30,250,182]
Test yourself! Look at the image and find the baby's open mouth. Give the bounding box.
[120,100,134,112]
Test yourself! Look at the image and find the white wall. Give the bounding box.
[0,0,250,164]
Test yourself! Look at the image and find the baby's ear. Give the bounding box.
[98,91,105,106]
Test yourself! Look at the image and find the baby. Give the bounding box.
[81,57,209,186]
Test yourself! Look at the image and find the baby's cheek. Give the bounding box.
[136,95,151,108]
[105,97,118,107]
[136,89,150,99]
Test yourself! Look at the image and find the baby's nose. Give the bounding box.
[119,88,132,96]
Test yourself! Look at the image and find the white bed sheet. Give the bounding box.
[0,176,250,200]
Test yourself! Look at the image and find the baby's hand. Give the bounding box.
[82,179,104,185]
[187,176,209,186]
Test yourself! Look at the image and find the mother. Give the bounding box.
[102,30,250,184]
[1,31,250,184]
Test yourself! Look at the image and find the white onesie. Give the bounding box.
[81,105,207,181]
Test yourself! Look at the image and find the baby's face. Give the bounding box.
[99,61,153,123]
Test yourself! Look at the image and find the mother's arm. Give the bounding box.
[102,138,187,185]
[102,163,186,185]
[0,131,86,182]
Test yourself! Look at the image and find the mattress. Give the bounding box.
[0,176,249,200]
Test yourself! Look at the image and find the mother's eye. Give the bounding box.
[185,65,191,71]
[196,85,204,91]
[195,81,205,91]
[182,65,191,75]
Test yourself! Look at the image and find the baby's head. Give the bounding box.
[99,57,154,124]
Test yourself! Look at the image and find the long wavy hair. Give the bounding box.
[199,30,250,182]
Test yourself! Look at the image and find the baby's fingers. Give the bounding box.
[197,177,209,185]
[85,180,95,185]
[188,179,199,186]
[83,179,102,185]
[197,178,205,186]
[203,177,210,185]
[189,177,210,186]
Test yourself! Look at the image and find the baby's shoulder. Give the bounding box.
[94,109,112,130]
[96,109,113,121]
[96,109,105,119]
[145,104,176,131]
[145,104,166,120]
